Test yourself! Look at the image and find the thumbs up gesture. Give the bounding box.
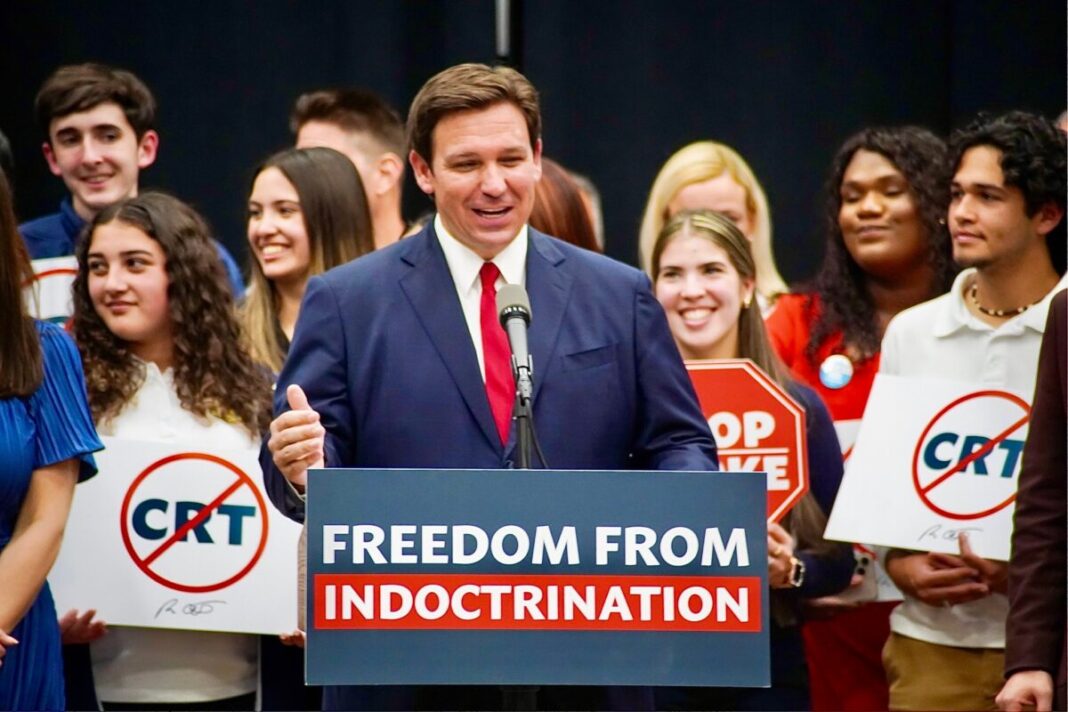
[267,384,326,488]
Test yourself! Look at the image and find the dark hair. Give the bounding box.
[36,63,156,140]
[529,158,600,252]
[0,171,43,397]
[0,128,14,184]
[407,63,540,163]
[242,147,374,371]
[72,192,272,433]
[290,88,405,158]
[807,127,956,365]
[949,110,1067,272]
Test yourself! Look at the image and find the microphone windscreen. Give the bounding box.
[498,283,532,325]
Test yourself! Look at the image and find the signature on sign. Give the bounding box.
[155,598,228,618]
[917,523,983,544]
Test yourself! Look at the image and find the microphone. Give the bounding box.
[497,284,533,402]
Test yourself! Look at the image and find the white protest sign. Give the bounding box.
[825,374,1029,561]
[50,437,301,634]
[26,256,78,325]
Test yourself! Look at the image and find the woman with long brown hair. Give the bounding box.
[243,146,373,372]
[70,191,272,710]
[651,209,853,710]
[0,170,102,711]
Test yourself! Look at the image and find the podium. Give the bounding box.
[305,468,769,688]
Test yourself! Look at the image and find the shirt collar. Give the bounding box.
[434,214,528,294]
[933,267,1068,337]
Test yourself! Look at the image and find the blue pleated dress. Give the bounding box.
[0,322,102,711]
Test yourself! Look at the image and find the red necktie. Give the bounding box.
[480,262,514,444]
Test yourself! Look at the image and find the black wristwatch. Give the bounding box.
[788,556,806,588]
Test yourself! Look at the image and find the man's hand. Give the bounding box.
[958,532,1009,594]
[0,629,17,667]
[268,385,325,488]
[996,670,1054,711]
[58,608,107,645]
[885,551,988,606]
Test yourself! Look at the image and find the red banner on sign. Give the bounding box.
[313,573,761,632]
[686,359,809,522]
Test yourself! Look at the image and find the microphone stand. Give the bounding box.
[502,352,538,711]
[512,353,535,469]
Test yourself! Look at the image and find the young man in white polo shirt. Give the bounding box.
[877,111,1066,711]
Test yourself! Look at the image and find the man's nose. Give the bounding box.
[480,164,506,196]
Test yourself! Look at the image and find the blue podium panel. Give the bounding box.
[306,468,769,687]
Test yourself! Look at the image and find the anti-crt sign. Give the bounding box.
[686,359,809,522]
[825,375,1030,561]
[50,437,302,634]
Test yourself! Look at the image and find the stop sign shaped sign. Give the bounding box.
[686,359,809,523]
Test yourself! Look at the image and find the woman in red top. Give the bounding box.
[765,127,956,711]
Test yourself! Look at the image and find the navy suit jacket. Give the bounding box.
[263,224,718,520]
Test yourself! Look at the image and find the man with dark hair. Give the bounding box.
[879,111,1066,711]
[265,62,717,711]
[20,63,244,294]
[292,88,407,247]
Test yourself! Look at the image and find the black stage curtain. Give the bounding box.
[2,0,1064,282]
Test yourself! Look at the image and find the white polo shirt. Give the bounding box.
[879,267,1068,648]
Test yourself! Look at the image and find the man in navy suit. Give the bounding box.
[263,63,718,711]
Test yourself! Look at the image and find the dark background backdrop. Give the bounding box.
[2,0,1064,282]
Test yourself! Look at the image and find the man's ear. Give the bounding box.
[42,142,63,177]
[409,150,434,196]
[373,152,405,196]
[137,130,160,169]
[1033,200,1065,238]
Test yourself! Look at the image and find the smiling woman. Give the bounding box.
[651,209,853,710]
[69,191,273,710]
[242,147,373,373]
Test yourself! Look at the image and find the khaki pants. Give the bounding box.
[883,632,1004,711]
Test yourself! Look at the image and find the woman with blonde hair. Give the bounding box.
[639,141,788,309]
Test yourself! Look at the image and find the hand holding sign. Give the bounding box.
[957,532,1008,595]
[767,522,795,588]
[58,608,107,645]
[885,551,988,607]
[268,385,326,488]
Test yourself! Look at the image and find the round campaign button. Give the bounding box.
[819,354,853,390]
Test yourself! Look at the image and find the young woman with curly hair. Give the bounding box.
[68,191,272,710]
[764,127,956,712]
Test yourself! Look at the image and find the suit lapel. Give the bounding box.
[525,231,573,406]
[399,228,501,451]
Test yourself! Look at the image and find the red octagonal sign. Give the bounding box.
[686,359,809,523]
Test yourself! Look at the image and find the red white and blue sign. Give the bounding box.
[306,467,770,687]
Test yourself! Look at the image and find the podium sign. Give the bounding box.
[306,468,769,687]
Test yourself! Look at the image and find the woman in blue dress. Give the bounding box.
[0,172,102,710]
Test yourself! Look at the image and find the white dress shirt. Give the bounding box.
[434,214,528,381]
